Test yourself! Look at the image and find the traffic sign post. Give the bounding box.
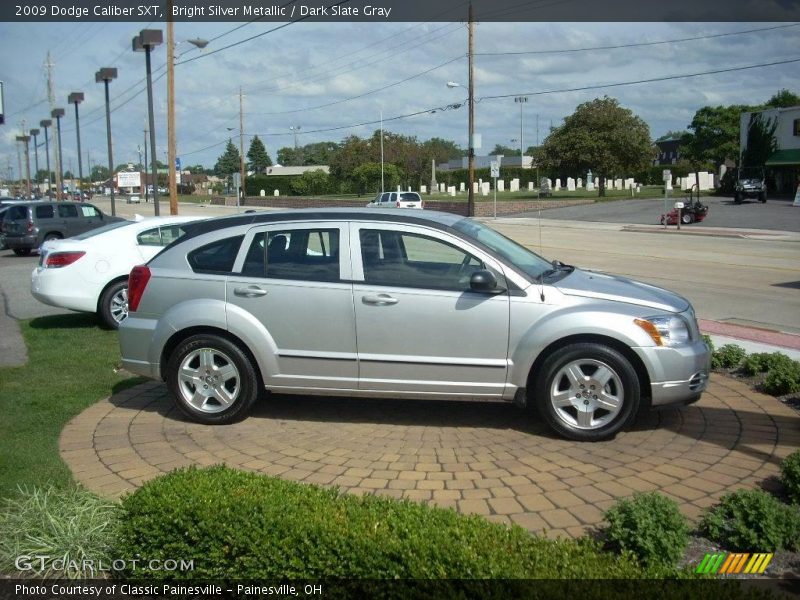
[490,160,499,219]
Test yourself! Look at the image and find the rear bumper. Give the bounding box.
[5,234,39,250]
[119,315,162,380]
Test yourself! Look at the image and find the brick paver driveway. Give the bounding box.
[60,376,799,539]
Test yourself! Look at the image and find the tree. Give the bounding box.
[741,113,778,167]
[765,89,800,108]
[90,165,110,182]
[680,104,750,169]
[246,135,272,173]
[490,144,517,156]
[289,169,331,196]
[351,163,403,196]
[277,146,301,166]
[329,136,371,185]
[655,130,687,142]
[536,96,652,196]
[214,139,241,177]
[301,142,339,165]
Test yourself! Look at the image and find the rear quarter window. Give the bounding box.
[5,206,28,220]
[187,235,244,274]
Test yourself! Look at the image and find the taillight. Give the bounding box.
[128,265,151,313]
[396,201,401,207]
[44,251,85,268]
[27,220,34,232]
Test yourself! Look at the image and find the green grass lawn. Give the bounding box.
[0,314,142,498]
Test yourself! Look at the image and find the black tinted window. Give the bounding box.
[5,206,28,220]
[36,205,55,219]
[241,229,340,282]
[188,235,244,274]
[58,204,79,218]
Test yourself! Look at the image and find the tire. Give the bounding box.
[166,334,259,424]
[734,193,742,204]
[13,248,31,256]
[43,233,61,243]
[98,280,128,329]
[681,212,693,225]
[759,193,767,203]
[533,343,640,441]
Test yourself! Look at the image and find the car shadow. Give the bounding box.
[107,382,799,465]
[28,313,101,330]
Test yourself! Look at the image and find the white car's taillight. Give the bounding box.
[44,251,85,268]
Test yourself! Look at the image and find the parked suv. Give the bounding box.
[367,191,423,209]
[1,201,124,256]
[119,209,710,441]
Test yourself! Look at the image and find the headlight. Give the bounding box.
[634,315,690,347]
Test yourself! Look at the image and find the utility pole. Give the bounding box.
[46,52,62,200]
[30,127,40,194]
[467,1,475,217]
[239,87,245,204]
[143,127,149,203]
[15,134,22,195]
[40,119,52,198]
[167,17,178,215]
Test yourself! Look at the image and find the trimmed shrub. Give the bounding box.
[781,451,800,504]
[603,492,690,567]
[711,344,746,370]
[740,352,795,376]
[0,485,120,578]
[702,334,715,354]
[763,362,800,396]
[114,466,663,580]
[701,489,800,552]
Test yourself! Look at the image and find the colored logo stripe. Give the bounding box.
[697,553,773,575]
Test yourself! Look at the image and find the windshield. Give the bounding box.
[738,168,763,178]
[453,219,552,281]
[72,220,132,240]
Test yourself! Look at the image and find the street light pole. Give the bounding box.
[30,128,40,195]
[467,1,475,217]
[133,29,164,216]
[96,68,118,215]
[515,96,527,165]
[52,108,65,200]
[68,92,84,197]
[40,119,51,198]
[16,134,31,199]
[143,127,149,203]
[380,110,384,193]
[239,87,245,204]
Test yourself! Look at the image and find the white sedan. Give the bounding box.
[31,216,201,329]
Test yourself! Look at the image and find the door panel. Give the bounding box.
[227,223,357,389]
[351,224,510,396]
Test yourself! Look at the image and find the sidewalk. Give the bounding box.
[700,319,800,360]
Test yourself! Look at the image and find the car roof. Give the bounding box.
[178,208,465,242]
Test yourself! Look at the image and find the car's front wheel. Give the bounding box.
[12,248,31,256]
[166,334,259,424]
[533,343,640,441]
[681,212,693,224]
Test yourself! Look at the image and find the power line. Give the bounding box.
[206,0,300,44]
[476,22,800,56]
[477,57,800,101]
[176,0,351,66]
[248,55,465,116]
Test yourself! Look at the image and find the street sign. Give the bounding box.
[175,157,181,171]
[490,161,499,178]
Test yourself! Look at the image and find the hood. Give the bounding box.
[554,268,689,313]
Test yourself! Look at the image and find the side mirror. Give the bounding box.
[470,270,502,293]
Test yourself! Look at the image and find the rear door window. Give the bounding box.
[240,228,340,282]
[36,205,55,219]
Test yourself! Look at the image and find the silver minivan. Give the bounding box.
[119,209,710,441]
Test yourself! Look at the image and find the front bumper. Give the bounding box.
[633,340,711,407]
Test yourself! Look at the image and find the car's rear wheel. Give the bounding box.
[759,193,767,203]
[533,343,640,441]
[734,193,742,204]
[43,233,61,243]
[681,212,693,224]
[12,248,30,256]
[98,280,128,329]
[166,334,259,424]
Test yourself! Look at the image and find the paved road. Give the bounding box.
[512,195,800,232]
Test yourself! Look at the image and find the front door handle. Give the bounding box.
[362,294,398,306]
[234,286,267,298]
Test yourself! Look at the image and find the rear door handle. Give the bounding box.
[234,286,267,298]
[362,294,398,306]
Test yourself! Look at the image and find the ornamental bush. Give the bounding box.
[781,451,800,504]
[711,344,746,370]
[114,466,662,580]
[762,362,800,396]
[603,492,690,567]
[740,352,794,376]
[700,489,800,552]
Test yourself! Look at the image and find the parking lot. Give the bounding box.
[2,196,798,539]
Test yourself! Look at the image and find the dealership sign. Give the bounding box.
[117,171,141,188]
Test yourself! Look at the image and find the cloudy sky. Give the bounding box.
[0,18,798,178]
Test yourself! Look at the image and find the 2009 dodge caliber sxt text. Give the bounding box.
[119,209,710,441]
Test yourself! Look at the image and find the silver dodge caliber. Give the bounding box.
[119,209,710,441]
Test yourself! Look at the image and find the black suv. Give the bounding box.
[1,201,124,256]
